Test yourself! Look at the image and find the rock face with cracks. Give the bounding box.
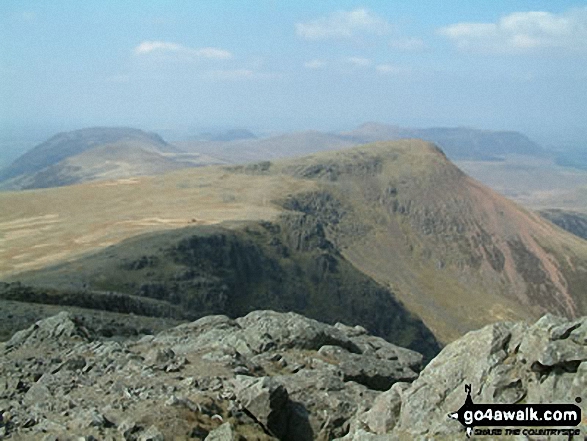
[1,311,586,440]
[0,310,420,440]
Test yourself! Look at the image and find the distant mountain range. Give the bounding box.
[343,122,545,160]
[0,127,221,190]
[178,122,545,164]
[3,140,587,345]
[195,128,258,142]
[0,123,546,191]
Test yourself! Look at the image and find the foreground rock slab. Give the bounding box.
[338,314,587,440]
[0,310,421,440]
[2,311,585,440]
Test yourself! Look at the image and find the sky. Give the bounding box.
[1,0,587,147]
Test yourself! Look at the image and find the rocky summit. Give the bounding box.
[1,312,586,441]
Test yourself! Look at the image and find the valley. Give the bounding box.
[2,139,587,350]
[3,3,587,438]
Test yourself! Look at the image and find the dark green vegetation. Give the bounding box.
[540,209,587,240]
[6,215,440,360]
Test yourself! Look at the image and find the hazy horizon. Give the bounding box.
[2,1,587,151]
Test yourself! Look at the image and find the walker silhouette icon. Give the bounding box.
[448,384,475,438]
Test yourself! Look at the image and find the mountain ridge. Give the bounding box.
[1,123,547,191]
[0,127,217,190]
[2,140,587,345]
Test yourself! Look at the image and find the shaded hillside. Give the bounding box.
[540,209,587,240]
[6,218,440,359]
[0,127,216,190]
[3,143,206,190]
[3,140,587,346]
[0,127,172,180]
[268,141,587,342]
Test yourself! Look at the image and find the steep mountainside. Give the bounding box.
[269,141,587,341]
[5,218,439,359]
[0,127,214,190]
[2,140,587,345]
[540,209,587,240]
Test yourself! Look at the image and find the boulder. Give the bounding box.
[205,422,238,441]
[233,376,290,439]
[318,345,418,390]
[5,312,91,350]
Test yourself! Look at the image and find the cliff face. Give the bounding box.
[1,311,585,440]
[540,209,587,241]
[273,141,587,342]
[3,215,439,360]
[4,140,587,349]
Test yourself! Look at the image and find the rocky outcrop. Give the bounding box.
[0,310,421,440]
[1,311,585,440]
[540,209,587,241]
[8,219,441,360]
[339,314,587,440]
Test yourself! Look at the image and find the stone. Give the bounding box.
[3,310,584,441]
[138,425,165,441]
[362,383,407,434]
[205,422,238,441]
[118,419,141,439]
[5,312,90,349]
[318,345,418,390]
[233,376,290,439]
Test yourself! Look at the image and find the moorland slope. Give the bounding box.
[2,140,587,345]
[0,127,217,190]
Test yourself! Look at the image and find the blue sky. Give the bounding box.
[1,0,587,145]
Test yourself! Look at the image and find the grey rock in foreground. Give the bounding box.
[338,314,587,440]
[0,310,421,440]
[2,311,586,440]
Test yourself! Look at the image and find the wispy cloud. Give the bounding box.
[202,69,276,81]
[20,11,37,22]
[438,7,587,53]
[105,74,131,84]
[296,8,391,40]
[376,64,405,75]
[304,59,326,69]
[345,57,371,67]
[389,37,426,51]
[134,41,232,59]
